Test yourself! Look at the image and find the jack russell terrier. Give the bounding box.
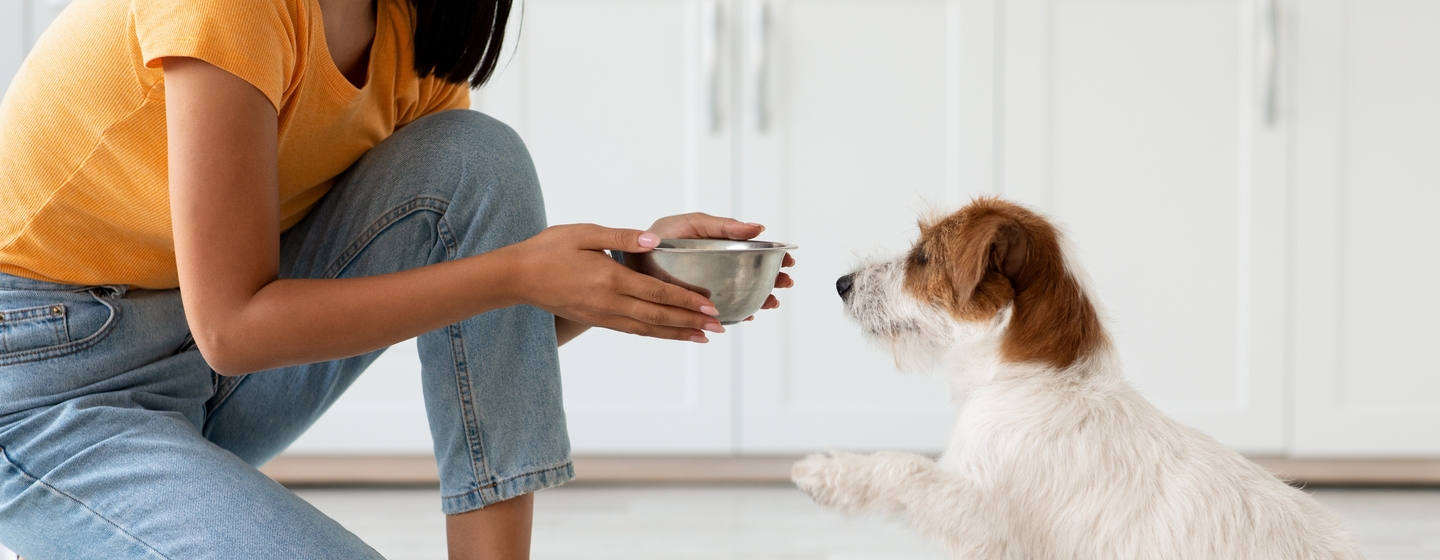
[792,197,1362,560]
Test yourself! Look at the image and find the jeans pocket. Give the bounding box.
[0,304,69,354]
[0,288,120,367]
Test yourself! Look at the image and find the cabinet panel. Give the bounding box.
[290,341,431,454]
[1293,0,1440,455]
[1,0,22,91]
[475,0,737,453]
[1002,0,1287,452]
[739,0,979,452]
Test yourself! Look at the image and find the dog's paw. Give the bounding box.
[792,452,847,509]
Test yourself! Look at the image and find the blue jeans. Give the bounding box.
[0,110,572,559]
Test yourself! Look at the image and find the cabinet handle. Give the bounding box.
[750,0,771,132]
[702,0,724,134]
[1259,0,1279,126]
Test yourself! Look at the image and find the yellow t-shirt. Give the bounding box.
[0,0,470,289]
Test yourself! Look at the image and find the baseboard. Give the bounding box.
[260,454,803,485]
[1247,457,1440,485]
[259,454,1440,486]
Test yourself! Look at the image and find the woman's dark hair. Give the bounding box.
[410,0,514,89]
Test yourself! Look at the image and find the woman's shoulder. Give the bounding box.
[130,0,309,45]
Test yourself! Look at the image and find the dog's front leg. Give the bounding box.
[792,450,947,516]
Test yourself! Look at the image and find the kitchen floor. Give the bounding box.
[294,484,1440,560]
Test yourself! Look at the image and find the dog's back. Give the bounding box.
[938,358,1361,559]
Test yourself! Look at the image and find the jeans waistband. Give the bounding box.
[0,272,126,296]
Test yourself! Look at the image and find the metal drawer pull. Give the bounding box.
[750,0,771,132]
[702,0,725,134]
[1259,0,1279,126]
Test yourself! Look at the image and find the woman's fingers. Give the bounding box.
[761,294,780,310]
[619,295,724,333]
[606,270,722,332]
[599,315,709,343]
[616,272,716,313]
[773,272,793,289]
[563,223,661,253]
[719,219,765,240]
[782,253,795,267]
[649,212,765,241]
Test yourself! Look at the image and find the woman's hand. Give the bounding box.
[505,224,725,343]
[648,213,795,321]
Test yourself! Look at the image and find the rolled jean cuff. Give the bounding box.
[440,460,575,515]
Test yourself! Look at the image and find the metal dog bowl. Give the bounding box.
[618,239,797,325]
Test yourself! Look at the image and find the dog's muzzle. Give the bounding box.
[836,273,855,300]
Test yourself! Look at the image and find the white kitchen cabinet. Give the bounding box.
[998,0,1289,453]
[1,1,23,92]
[1291,0,1440,456]
[736,0,988,452]
[1,0,71,89]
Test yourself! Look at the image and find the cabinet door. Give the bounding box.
[4,0,74,84]
[999,0,1288,453]
[738,0,995,452]
[474,0,738,453]
[1,0,22,90]
[290,340,433,454]
[1292,0,1440,455]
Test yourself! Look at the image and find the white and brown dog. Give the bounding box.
[792,197,1362,560]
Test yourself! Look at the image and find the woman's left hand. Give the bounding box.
[648,213,795,321]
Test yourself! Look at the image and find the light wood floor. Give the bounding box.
[294,484,1440,560]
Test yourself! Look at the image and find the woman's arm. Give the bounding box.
[165,57,720,375]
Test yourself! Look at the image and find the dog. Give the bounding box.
[792,197,1362,560]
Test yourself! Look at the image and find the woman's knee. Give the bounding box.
[398,111,545,248]
[400,110,534,175]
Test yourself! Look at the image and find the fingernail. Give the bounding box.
[690,334,709,343]
[746,222,766,232]
[700,305,719,316]
[638,233,660,248]
[704,322,725,334]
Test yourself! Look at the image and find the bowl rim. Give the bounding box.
[653,239,799,252]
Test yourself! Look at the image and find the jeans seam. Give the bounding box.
[439,207,495,492]
[320,196,451,280]
[439,460,573,500]
[0,445,173,560]
[205,373,244,421]
[448,326,493,491]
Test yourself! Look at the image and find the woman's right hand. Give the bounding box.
[501,224,725,343]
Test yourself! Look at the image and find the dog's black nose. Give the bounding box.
[836,273,855,299]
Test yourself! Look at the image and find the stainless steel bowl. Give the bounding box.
[619,239,797,325]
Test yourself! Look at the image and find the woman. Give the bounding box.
[0,0,792,556]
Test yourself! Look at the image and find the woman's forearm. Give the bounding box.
[201,248,522,375]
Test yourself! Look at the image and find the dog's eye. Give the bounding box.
[913,250,929,266]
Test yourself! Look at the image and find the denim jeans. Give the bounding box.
[0,110,572,559]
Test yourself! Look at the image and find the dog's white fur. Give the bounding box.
[793,203,1362,560]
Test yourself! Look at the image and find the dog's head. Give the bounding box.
[839,197,1105,372]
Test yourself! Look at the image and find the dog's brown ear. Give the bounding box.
[990,221,1030,285]
[949,217,1031,302]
